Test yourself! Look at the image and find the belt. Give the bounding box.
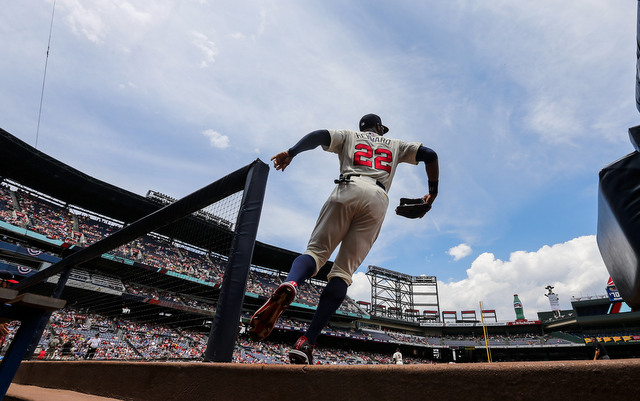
[334,174,386,191]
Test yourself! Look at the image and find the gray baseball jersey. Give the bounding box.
[324,129,421,192]
[304,129,421,284]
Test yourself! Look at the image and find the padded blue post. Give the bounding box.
[0,303,53,397]
[204,160,269,362]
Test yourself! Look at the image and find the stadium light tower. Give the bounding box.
[366,265,440,322]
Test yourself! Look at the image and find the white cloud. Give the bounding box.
[448,243,472,261]
[191,31,218,68]
[229,32,246,40]
[525,98,581,146]
[437,235,609,321]
[256,7,268,36]
[349,236,610,323]
[202,129,229,149]
[61,0,155,44]
[64,1,106,43]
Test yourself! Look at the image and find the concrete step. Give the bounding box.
[6,383,122,401]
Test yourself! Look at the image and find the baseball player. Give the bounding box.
[248,113,439,364]
[393,348,403,365]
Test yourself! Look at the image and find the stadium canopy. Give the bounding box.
[0,128,332,280]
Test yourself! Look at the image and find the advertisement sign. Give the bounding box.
[547,293,560,311]
[607,286,623,302]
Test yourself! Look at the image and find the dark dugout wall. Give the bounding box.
[596,1,640,309]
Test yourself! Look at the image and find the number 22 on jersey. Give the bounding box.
[353,144,392,173]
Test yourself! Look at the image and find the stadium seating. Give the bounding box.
[1,181,638,365]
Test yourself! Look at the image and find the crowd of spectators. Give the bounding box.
[0,183,584,365]
[0,183,364,315]
[123,281,216,313]
[245,270,280,298]
[1,307,433,364]
[232,337,433,365]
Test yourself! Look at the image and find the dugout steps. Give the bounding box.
[9,359,640,401]
[6,383,122,401]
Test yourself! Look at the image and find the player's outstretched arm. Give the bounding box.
[270,129,331,172]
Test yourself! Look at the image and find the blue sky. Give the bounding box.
[1,1,637,321]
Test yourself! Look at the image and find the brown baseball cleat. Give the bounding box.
[248,281,297,341]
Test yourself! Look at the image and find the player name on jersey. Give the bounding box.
[355,132,392,145]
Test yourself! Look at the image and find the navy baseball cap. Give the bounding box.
[359,113,389,134]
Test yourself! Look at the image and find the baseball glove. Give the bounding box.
[395,198,431,219]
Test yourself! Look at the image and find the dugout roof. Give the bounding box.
[0,128,331,280]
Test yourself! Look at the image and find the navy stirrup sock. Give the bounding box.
[304,278,348,345]
[285,254,316,285]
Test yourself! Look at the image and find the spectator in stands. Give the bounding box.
[46,334,60,359]
[392,348,403,365]
[591,337,610,360]
[0,270,17,287]
[35,345,46,360]
[0,270,18,345]
[85,333,101,359]
[61,338,74,360]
